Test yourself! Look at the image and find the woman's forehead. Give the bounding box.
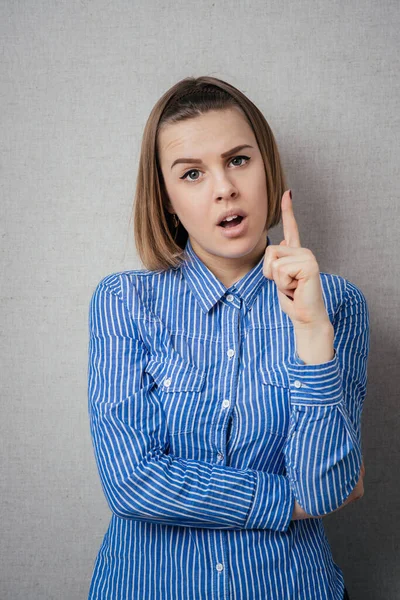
[158,109,256,161]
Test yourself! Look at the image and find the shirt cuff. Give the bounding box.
[245,472,294,532]
[286,349,343,406]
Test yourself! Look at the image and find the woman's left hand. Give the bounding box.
[263,190,330,328]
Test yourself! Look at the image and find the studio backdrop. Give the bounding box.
[1,1,399,599]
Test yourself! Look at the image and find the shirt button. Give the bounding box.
[227,349,235,358]
[164,378,172,387]
[216,563,224,572]
[294,380,302,388]
[217,452,224,461]
[222,399,230,409]
[226,294,234,302]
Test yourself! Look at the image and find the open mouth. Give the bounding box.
[218,216,244,228]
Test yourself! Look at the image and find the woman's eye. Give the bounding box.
[180,169,201,182]
[179,155,250,182]
[230,155,250,167]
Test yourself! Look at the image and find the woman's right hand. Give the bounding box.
[292,460,365,520]
[341,459,365,507]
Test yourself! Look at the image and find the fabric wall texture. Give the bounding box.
[1,1,399,599]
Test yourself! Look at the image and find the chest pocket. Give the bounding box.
[144,358,207,434]
[259,363,292,437]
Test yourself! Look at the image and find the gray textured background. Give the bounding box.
[1,1,399,599]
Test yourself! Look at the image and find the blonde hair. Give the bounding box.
[133,76,287,271]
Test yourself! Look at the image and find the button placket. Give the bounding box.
[216,296,240,468]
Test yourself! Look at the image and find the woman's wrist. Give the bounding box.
[294,321,335,365]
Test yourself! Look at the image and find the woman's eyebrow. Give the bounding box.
[170,144,254,169]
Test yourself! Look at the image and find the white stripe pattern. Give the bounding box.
[87,235,369,599]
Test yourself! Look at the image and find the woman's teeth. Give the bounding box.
[220,215,243,228]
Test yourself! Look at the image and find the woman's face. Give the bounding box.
[157,107,269,265]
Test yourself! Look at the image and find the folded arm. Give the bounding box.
[88,276,295,532]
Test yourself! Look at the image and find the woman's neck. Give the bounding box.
[190,235,268,289]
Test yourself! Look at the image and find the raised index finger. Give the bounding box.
[282,190,301,248]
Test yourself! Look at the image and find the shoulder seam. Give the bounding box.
[93,273,143,340]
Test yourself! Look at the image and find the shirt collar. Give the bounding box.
[180,236,271,314]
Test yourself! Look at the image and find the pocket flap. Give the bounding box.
[260,363,290,389]
[144,358,206,392]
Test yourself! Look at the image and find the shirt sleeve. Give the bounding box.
[88,276,294,532]
[283,279,370,516]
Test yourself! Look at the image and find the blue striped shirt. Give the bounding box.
[87,235,369,599]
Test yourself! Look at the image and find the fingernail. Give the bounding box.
[289,189,292,200]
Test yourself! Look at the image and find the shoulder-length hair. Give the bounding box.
[133,76,287,271]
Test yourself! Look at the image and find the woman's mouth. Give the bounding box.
[217,215,248,238]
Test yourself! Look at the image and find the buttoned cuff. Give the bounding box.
[245,472,294,532]
[286,349,343,406]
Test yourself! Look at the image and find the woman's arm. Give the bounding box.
[88,276,295,532]
[262,192,369,518]
[284,278,370,517]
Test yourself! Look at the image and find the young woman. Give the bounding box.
[87,76,369,600]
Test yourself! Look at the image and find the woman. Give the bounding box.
[87,76,369,599]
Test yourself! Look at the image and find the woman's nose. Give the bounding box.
[214,174,239,201]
